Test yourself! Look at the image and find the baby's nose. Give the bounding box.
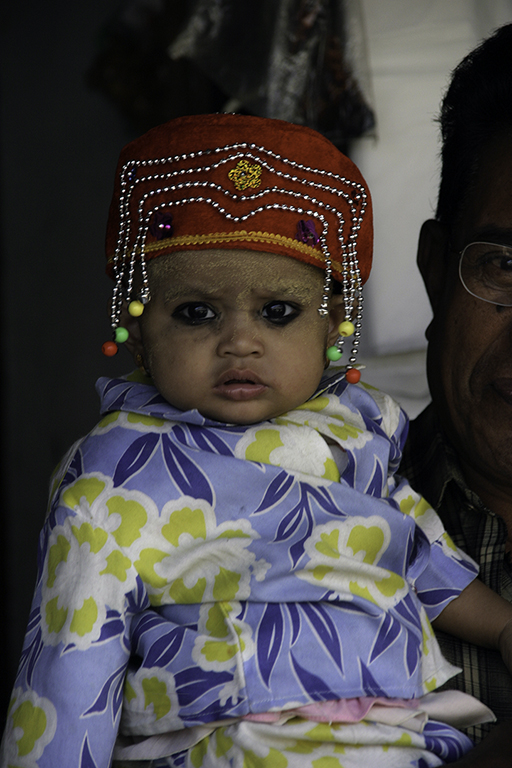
[216,314,264,357]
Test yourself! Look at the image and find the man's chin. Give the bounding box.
[456,403,512,487]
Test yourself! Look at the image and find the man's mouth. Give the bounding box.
[492,377,512,406]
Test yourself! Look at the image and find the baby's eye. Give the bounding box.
[261,301,299,324]
[173,302,216,323]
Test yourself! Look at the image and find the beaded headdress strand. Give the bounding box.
[103,114,373,382]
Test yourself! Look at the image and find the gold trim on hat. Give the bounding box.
[108,229,328,263]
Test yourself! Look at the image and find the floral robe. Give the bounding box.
[1,371,478,767]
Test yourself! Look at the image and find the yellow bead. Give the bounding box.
[128,300,144,317]
[338,320,355,337]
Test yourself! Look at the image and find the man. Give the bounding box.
[400,22,512,765]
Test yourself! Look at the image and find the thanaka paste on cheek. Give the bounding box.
[134,249,333,422]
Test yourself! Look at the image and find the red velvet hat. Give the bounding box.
[106,113,371,279]
[103,114,372,368]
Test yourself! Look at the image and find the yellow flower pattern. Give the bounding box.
[228,159,262,191]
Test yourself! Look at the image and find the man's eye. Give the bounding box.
[481,251,512,269]
[496,256,512,272]
[262,301,299,324]
[173,303,216,323]
[481,253,512,283]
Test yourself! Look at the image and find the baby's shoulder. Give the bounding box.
[321,375,407,441]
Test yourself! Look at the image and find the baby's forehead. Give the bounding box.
[149,248,323,297]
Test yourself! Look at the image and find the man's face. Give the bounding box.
[425,130,512,491]
[134,248,343,424]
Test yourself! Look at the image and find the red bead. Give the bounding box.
[345,368,361,384]
[102,341,118,357]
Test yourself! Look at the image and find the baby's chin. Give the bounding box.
[169,399,299,425]
[154,379,321,424]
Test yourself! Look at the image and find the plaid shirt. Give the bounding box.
[400,404,512,742]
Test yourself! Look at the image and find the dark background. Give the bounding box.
[1,0,138,723]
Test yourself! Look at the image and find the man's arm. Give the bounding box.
[447,719,512,768]
[432,577,512,674]
[432,579,512,766]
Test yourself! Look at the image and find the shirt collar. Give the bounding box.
[405,403,493,517]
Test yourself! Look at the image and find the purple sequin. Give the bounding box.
[296,219,319,245]
[150,212,174,240]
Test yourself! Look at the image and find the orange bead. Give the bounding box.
[102,341,118,357]
[345,367,361,384]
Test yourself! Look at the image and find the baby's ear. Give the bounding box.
[327,294,346,347]
[118,303,145,360]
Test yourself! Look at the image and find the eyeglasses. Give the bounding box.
[459,241,512,306]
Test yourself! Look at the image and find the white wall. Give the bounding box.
[352,0,512,355]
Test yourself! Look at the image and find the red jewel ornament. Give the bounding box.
[102,340,118,357]
[345,367,361,384]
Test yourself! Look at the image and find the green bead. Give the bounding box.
[115,326,129,343]
[338,320,355,337]
[326,345,343,361]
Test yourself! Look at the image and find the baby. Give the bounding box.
[2,114,512,768]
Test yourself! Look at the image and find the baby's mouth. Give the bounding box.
[225,376,255,385]
[214,370,267,400]
[217,369,264,386]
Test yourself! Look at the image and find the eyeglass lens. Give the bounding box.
[459,242,512,306]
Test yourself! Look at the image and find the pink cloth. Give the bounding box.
[243,697,419,724]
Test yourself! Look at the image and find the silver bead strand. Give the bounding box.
[108,141,369,354]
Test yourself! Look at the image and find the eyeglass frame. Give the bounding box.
[458,240,512,307]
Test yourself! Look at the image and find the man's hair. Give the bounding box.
[436,23,512,227]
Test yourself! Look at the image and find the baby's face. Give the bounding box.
[135,249,341,424]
